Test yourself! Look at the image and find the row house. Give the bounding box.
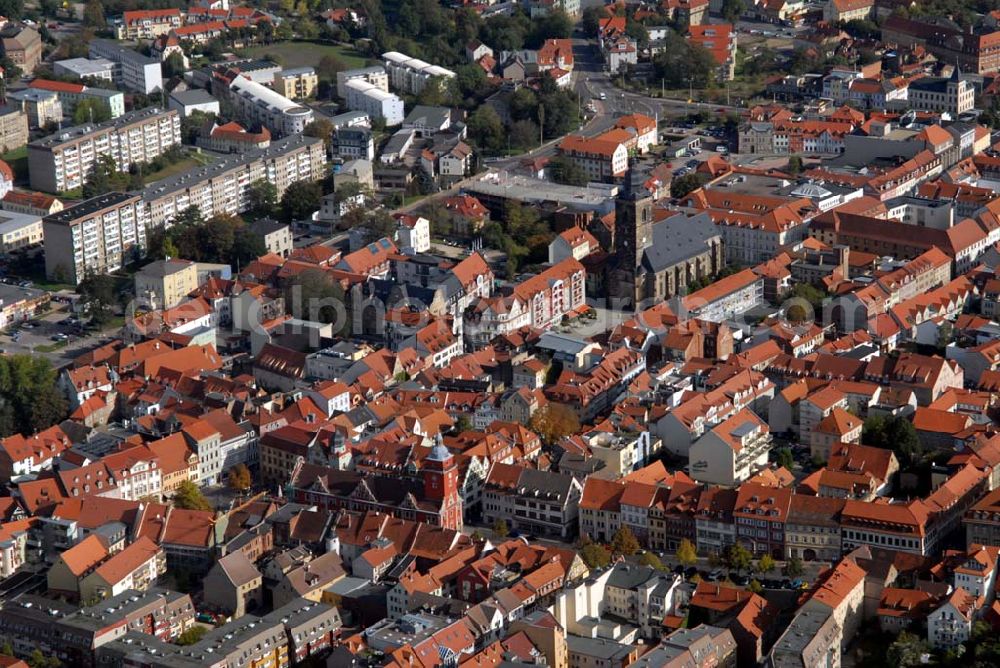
[544,346,646,422]
[733,483,791,559]
[482,463,583,540]
[464,257,585,348]
[682,189,812,266]
[556,130,630,183]
[655,369,775,456]
[694,487,738,557]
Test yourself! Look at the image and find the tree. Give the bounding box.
[467,106,505,153]
[73,99,112,125]
[725,543,753,574]
[27,649,61,668]
[453,64,490,104]
[783,282,826,312]
[653,31,716,89]
[611,526,640,557]
[200,214,238,262]
[580,541,612,569]
[284,268,347,326]
[248,180,278,219]
[936,321,954,350]
[784,556,804,578]
[863,414,922,465]
[508,119,539,151]
[78,273,117,327]
[550,155,587,186]
[671,173,708,199]
[83,0,106,28]
[0,355,68,437]
[639,552,664,570]
[757,554,776,574]
[748,579,763,593]
[173,480,212,511]
[230,231,267,268]
[774,447,795,470]
[227,463,251,492]
[786,155,803,175]
[453,415,472,432]
[163,51,186,79]
[176,626,208,645]
[676,538,698,567]
[581,6,605,37]
[492,518,509,538]
[305,118,334,147]
[279,180,322,223]
[886,631,931,668]
[721,0,746,23]
[529,403,580,445]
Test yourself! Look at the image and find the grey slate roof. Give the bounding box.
[640,212,720,273]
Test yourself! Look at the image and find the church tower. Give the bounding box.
[615,159,654,272]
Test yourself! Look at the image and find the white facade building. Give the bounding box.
[229,76,313,137]
[382,51,456,95]
[343,79,405,126]
[89,39,164,94]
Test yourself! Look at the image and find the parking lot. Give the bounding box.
[1,308,115,368]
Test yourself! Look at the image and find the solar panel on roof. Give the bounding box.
[379,239,391,249]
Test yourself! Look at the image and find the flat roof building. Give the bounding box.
[27,106,180,193]
[43,192,149,284]
[89,39,164,94]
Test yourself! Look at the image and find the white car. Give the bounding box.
[599,92,607,100]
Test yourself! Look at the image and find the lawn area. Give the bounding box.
[241,41,370,70]
[34,341,67,353]
[143,153,215,185]
[2,146,28,183]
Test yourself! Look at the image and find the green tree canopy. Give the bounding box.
[671,173,708,199]
[580,541,612,569]
[73,99,112,125]
[725,543,753,574]
[173,480,212,511]
[550,155,588,186]
[279,180,322,223]
[863,414,922,465]
[0,354,68,437]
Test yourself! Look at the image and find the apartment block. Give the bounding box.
[116,9,183,40]
[27,107,181,193]
[43,192,149,284]
[0,104,29,154]
[274,67,318,100]
[89,39,164,94]
[141,134,326,227]
[344,79,405,126]
[227,75,313,137]
[382,51,456,95]
[336,65,389,99]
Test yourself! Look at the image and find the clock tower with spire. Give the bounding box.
[422,434,463,530]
